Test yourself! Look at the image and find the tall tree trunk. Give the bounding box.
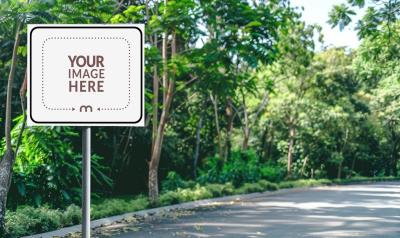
[391,140,399,177]
[161,0,168,104]
[225,98,233,160]
[0,21,22,233]
[193,114,203,178]
[287,120,296,176]
[210,93,223,160]
[148,30,176,204]
[262,121,274,162]
[337,129,349,179]
[242,103,250,150]
[337,159,343,179]
[152,54,159,151]
[242,95,250,150]
[147,0,159,152]
[350,157,356,178]
[301,156,308,177]
[242,91,269,152]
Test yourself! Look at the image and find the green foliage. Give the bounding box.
[1,0,400,236]
[235,183,264,194]
[204,183,235,197]
[329,0,400,38]
[5,205,80,238]
[328,4,356,31]
[161,171,192,192]
[278,179,332,189]
[2,117,112,208]
[257,180,279,191]
[158,184,213,206]
[91,196,149,220]
[260,164,286,182]
[5,176,400,237]
[197,150,262,187]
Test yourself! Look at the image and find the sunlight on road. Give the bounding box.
[109,183,400,238]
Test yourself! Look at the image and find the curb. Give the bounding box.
[24,180,400,238]
[24,186,313,238]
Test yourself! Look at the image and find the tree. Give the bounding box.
[266,21,320,176]
[0,0,117,231]
[371,77,400,176]
[329,0,400,39]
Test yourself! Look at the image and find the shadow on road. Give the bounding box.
[99,182,400,238]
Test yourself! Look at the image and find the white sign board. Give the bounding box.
[28,25,144,126]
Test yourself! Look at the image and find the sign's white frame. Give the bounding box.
[27,24,144,126]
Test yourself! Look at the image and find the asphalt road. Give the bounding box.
[104,182,400,238]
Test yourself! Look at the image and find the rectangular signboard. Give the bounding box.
[27,24,144,126]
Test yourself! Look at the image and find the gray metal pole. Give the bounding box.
[82,127,91,238]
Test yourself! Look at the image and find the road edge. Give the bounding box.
[24,180,399,238]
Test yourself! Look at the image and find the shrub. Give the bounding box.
[279,179,332,189]
[159,184,214,206]
[3,121,112,208]
[203,184,225,197]
[257,180,279,191]
[60,204,81,227]
[5,206,63,238]
[92,196,149,219]
[161,171,190,192]
[204,183,235,197]
[260,164,286,182]
[221,182,235,195]
[235,183,264,194]
[197,150,262,187]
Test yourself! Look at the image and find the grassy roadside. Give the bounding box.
[5,176,399,237]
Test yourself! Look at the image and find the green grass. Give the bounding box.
[5,176,399,237]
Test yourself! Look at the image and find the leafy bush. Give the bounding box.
[158,191,181,206]
[257,180,279,191]
[5,196,149,238]
[260,164,286,182]
[278,179,332,189]
[6,206,63,238]
[3,120,112,208]
[92,196,149,219]
[161,171,191,192]
[198,150,262,187]
[159,184,213,206]
[235,183,264,194]
[6,177,400,237]
[60,205,81,227]
[204,183,235,197]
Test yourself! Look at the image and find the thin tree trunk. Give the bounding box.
[242,91,268,151]
[210,93,223,160]
[193,114,203,178]
[148,30,176,204]
[350,157,356,178]
[287,121,296,176]
[15,70,27,156]
[242,98,250,150]
[391,141,399,177]
[337,159,343,179]
[152,59,159,151]
[266,126,274,161]
[337,129,349,179]
[151,0,159,152]
[162,0,168,104]
[0,21,22,233]
[301,156,308,177]
[225,98,233,160]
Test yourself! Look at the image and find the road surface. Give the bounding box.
[100,182,400,238]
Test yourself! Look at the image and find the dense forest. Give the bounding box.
[0,0,399,237]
